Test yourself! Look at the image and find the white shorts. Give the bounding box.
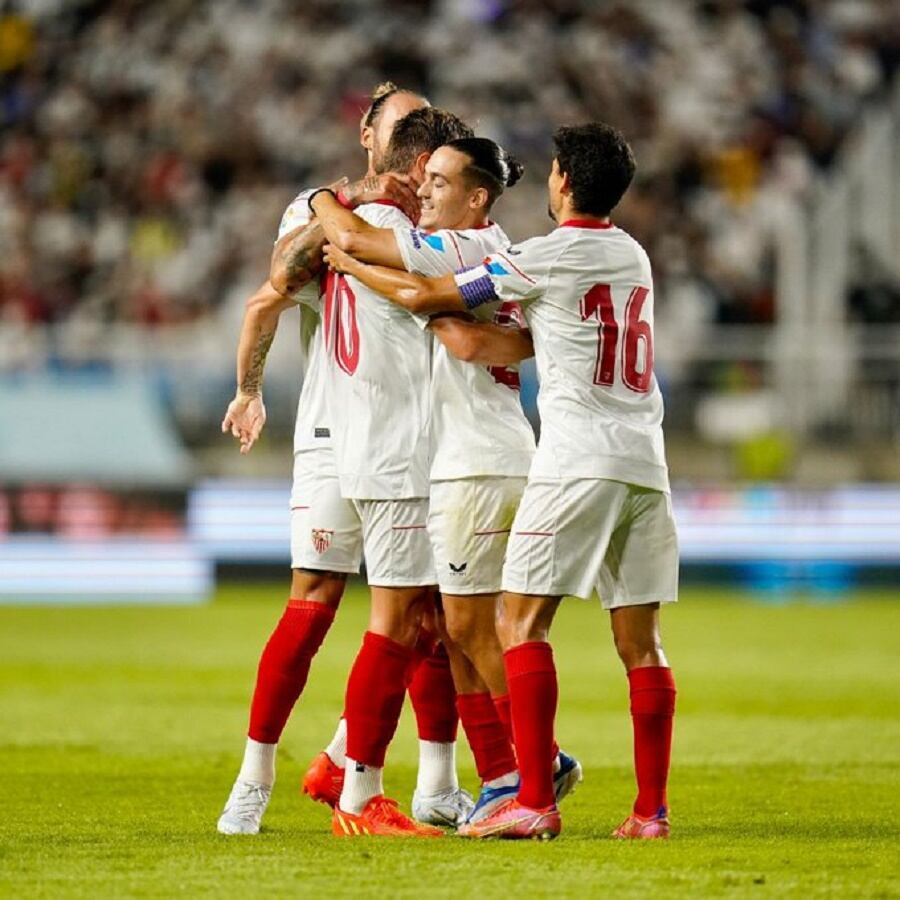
[291,453,435,587]
[502,477,679,608]
[290,451,363,574]
[352,497,436,588]
[428,476,527,595]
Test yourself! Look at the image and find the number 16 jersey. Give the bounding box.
[455,220,669,493]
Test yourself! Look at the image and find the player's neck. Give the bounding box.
[448,211,490,232]
[557,204,610,228]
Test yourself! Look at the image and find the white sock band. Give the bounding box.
[238,737,276,787]
[339,757,383,815]
[324,717,347,767]
[415,740,458,796]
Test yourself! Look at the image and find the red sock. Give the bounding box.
[407,642,459,742]
[492,693,513,746]
[629,666,676,817]
[457,692,517,782]
[494,693,558,762]
[247,599,335,743]
[345,631,413,767]
[504,642,558,810]
[405,629,435,685]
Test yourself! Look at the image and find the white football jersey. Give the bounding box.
[324,201,432,499]
[394,222,535,480]
[455,220,669,493]
[276,190,332,454]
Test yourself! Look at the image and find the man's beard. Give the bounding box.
[547,204,558,223]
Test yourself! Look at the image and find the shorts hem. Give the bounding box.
[436,583,502,596]
[366,577,438,588]
[291,560,361,574]
[604,594,678,609]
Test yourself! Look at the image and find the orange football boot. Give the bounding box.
[612,809,671,839]
[302,752,344,808]
[332,796,445,837]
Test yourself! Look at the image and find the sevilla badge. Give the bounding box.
[311,528,334,555]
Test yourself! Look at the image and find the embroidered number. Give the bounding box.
[487,301,524,390]
[580,284,652,393]
[323,271,360,376]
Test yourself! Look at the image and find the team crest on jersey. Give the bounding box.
[485,261,509,276]
[311,529,334,555]
[422,233,445,252]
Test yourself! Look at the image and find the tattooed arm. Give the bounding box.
[270,174,419,297]
[309,175,418,269]
[270,219,327,298]
[221,280,295,454]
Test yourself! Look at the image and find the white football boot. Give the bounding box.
[216,779,272,835]
[411,786,475,827]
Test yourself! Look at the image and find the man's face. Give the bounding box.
[368,93,427,173]
[547,157,565,223]
[417,146,479,231]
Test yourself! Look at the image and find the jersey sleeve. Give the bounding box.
[276,189,314,242]
[394,227,471,276]
[275,189,319,308]
[452,236,552,310]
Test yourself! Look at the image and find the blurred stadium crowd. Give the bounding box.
[1,0,898,350]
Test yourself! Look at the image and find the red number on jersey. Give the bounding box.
[323,271,360,376]
[488,301,524,390]
[580,283,653,393]
[622,286,652,392]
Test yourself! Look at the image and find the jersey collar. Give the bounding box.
[559,219,613,229]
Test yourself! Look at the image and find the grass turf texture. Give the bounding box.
[2,584,899,898]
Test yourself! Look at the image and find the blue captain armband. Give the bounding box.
[454,265,498,310]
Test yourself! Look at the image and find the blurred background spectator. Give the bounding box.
[0,0,898,480]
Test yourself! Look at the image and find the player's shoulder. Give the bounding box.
[276,187,315,241]
[356,200,413,228]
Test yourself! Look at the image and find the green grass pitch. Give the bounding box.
[2,583,899,898]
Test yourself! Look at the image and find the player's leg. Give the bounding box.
[333,498,444,836]
[218,458,361,834]
[601,487,679,840]
[427,478,524,820]
[460,477,624,839]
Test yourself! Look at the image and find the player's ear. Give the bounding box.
[470,186,489,211]
[360,125,374,154]
[559,170,572,196]
[412,151,431,181]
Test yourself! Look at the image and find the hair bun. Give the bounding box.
[504,153,524,188]
[371,81,399,100]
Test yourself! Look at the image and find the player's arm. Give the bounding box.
[221,280,295,454]
[323,241,466,314]
[270,218,327,297]
[309,182,418,269]
[427,316,534,365]
[270,176,417,296]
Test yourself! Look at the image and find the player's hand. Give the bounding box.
[340,173,420,222]
[221,391,267,455]
[323,242,358,275]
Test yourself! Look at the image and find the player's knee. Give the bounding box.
[290,569,345,609]
[369,587,431,647]
[613,633,665,670]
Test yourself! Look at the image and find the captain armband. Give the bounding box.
[454,266,498,310]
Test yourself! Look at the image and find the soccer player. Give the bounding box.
[273,106,477,838]
[323,123,678,841]
[216,85,469,835]
[310,136,582,823]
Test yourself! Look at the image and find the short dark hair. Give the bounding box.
[552,123,636,217]
[445,137,524,208]
[382,107,474,174]
[361,81,428,129]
